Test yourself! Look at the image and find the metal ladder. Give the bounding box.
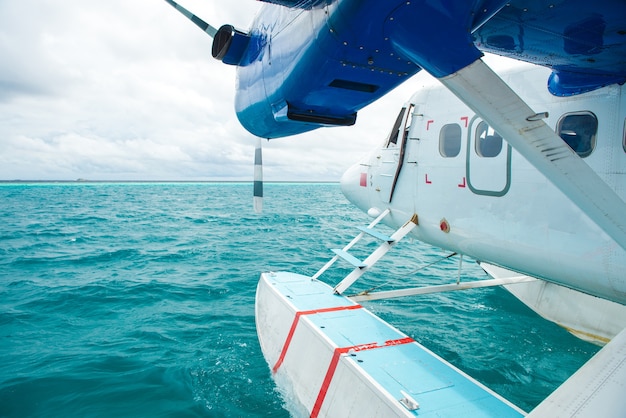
[311,209,419,295]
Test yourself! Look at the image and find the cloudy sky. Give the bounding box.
[0,0,511,182]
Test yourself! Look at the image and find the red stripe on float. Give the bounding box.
[272,304,362,373]
[310,337,414,418]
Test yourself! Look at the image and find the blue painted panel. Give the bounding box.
[355,345,524,417]
[228,0,626,138]
[475,0,626,95]
[258,0,328,8]
[548,70,626,97]
[384,1,488,77]
[234,1,422,138]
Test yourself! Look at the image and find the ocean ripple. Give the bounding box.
[0,183,598,416]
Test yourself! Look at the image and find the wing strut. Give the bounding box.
[527,326,626,417]
[439,59,626,255]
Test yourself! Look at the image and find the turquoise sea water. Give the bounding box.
[1,183,598,417]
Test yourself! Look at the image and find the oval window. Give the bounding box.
[475,121,503,158]
[439,124,462,157]
[557,112,597,158]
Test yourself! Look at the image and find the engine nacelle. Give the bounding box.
[212,25,251,66]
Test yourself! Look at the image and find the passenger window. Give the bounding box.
[475,121,503,158]
[439,124,462,157]
[557,112,597,158]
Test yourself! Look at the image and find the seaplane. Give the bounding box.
[163,1,626,416]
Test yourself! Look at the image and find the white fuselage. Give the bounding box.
[341,64,626,305]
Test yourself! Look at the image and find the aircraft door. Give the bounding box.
[466,117,512,196]
[372,104,414,203]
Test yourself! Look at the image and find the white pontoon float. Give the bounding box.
[256,271,525,417]
[256,212,527,417]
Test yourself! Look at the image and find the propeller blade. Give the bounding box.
[254,138,263,214]
[164,0,217,38]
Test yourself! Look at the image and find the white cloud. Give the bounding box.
[0,0,513,182]
[0,0,257,180]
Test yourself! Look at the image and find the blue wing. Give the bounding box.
[166,0,626,137]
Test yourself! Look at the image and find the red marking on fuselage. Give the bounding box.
[458,177,466,188]
[461,116,469,128]
[426,120,434,130]
[359,172,367,187]
[425,174,432,184]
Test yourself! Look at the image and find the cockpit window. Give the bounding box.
[475,121,503,158]
[557,112,597,158]
[385,108,406,147]
[439,124,462,157]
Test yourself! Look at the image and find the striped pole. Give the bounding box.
[254,138,263,213]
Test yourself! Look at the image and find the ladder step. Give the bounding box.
[334,213,419,295]
[331,249,367,268]
[356,226,394,243]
